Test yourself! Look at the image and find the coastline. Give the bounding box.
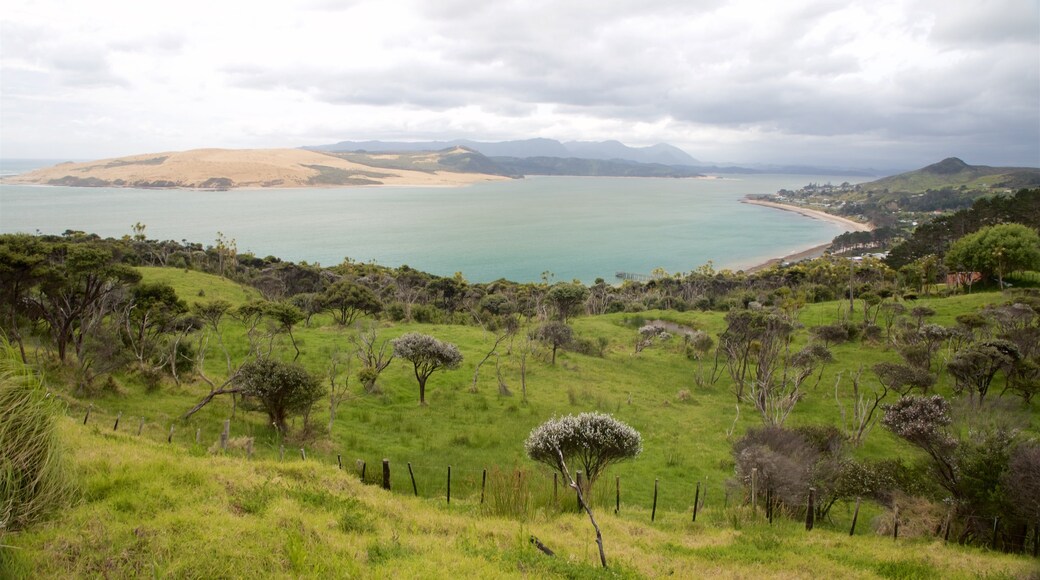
[741,197,873,232]
[740,196,873,272]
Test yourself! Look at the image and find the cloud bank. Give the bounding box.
[2,0,1037,169]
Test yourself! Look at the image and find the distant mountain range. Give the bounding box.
[306,138,701,166]
[306,138,887,177]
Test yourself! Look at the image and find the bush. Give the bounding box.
[0,340,76,538]
[570,336,608,358]
[235,358,325,433]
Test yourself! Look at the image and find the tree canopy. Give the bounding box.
[944,223,1040,288]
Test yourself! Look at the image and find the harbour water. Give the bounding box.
[0,170,864,283]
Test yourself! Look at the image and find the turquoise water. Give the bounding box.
[0,175,862,283]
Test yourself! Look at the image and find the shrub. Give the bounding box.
[235,358,325,433]
[0,339,75,538]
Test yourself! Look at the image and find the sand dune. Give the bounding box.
[6,148,509,189]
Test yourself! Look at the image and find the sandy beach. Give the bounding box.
[740,197,873,272]
[741,197,873,232]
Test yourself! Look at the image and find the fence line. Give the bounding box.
[72,409,1040,556]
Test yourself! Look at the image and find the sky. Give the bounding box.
[1,0,1038,170]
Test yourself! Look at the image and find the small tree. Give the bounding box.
[351,325,395,394]
[531,321,572,365]
[546,283,589,321]
[321,280,382,325]
[946,339,1020,405]
[392,332,463,405]
[525,413,642,568]
[235,358,325,434]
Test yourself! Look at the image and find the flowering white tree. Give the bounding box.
[525,413,642,568]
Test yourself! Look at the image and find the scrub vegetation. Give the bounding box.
[0,189,1038,576]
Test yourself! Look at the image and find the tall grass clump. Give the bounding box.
[0,338,76,541]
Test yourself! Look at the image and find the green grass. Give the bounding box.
[2,422,1035,578]
[4,268,1039,576]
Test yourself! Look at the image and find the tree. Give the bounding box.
[262,301,305,361]
[31,244,141,363]
[235,358,325,434]
[320,280,382,325]
[946,339,1020,404]
[945,223,1040,289]
[121,281,187,365]
[392,332,463,405]
[525,413,642,568]
[351,325,395,394]
[881,395,957,495]
[0,234,49,362]
[530,321,572,365]
[546,283,589,321]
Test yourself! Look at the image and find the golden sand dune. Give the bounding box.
[6,148,509,189]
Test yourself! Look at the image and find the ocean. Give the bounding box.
[0,163,863,283]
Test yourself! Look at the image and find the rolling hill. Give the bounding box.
[3,148,511,189]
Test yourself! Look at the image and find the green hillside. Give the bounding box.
[860,158,1040,195]
[3,266,1039,577]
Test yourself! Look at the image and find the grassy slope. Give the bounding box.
[3,268,1038,576]
[3,422,1035,578]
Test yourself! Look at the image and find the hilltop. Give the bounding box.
[858,157,1040,194]
[3,148,511,189]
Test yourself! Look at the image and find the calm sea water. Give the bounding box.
[0,162,863,283]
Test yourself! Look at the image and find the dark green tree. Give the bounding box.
[945,223,1040,289]
[320,280,382,325]
[546,283,589,321]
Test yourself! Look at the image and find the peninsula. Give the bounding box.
[4,147,511,189]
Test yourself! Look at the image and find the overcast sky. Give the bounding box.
[2,0,1037,169]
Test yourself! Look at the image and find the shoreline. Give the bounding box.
[741,197,873,232]
[739,197,873,272]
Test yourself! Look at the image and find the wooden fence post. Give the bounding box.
[651,479,659,523]
[407,462,418,496]
[615,475,621,515]
[751,468,758,515]
[246,439,253,460]
[137,416,145,436]
[279,445,285,461]
[805,487,815,531]
[337,454,342,470]
[167,425,174,443]
[83,404,92,425]
[893,504,899,539]
[447,465,451,505]
[692,481,700,522]
[575,472,584,511]
[299,448,306,461]
[480,468,487,504]
[850,497,861,536]
[991,517,999,551]
[112,411,121,431]
[195,428,201,445]
[382,459,391,490]
[220,419,230,451]
[767,487,773,525]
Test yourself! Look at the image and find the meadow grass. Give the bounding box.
[2,421,1036,578]
[5,268,1037,576]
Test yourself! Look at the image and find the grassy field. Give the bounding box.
[3,267,1039,577]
